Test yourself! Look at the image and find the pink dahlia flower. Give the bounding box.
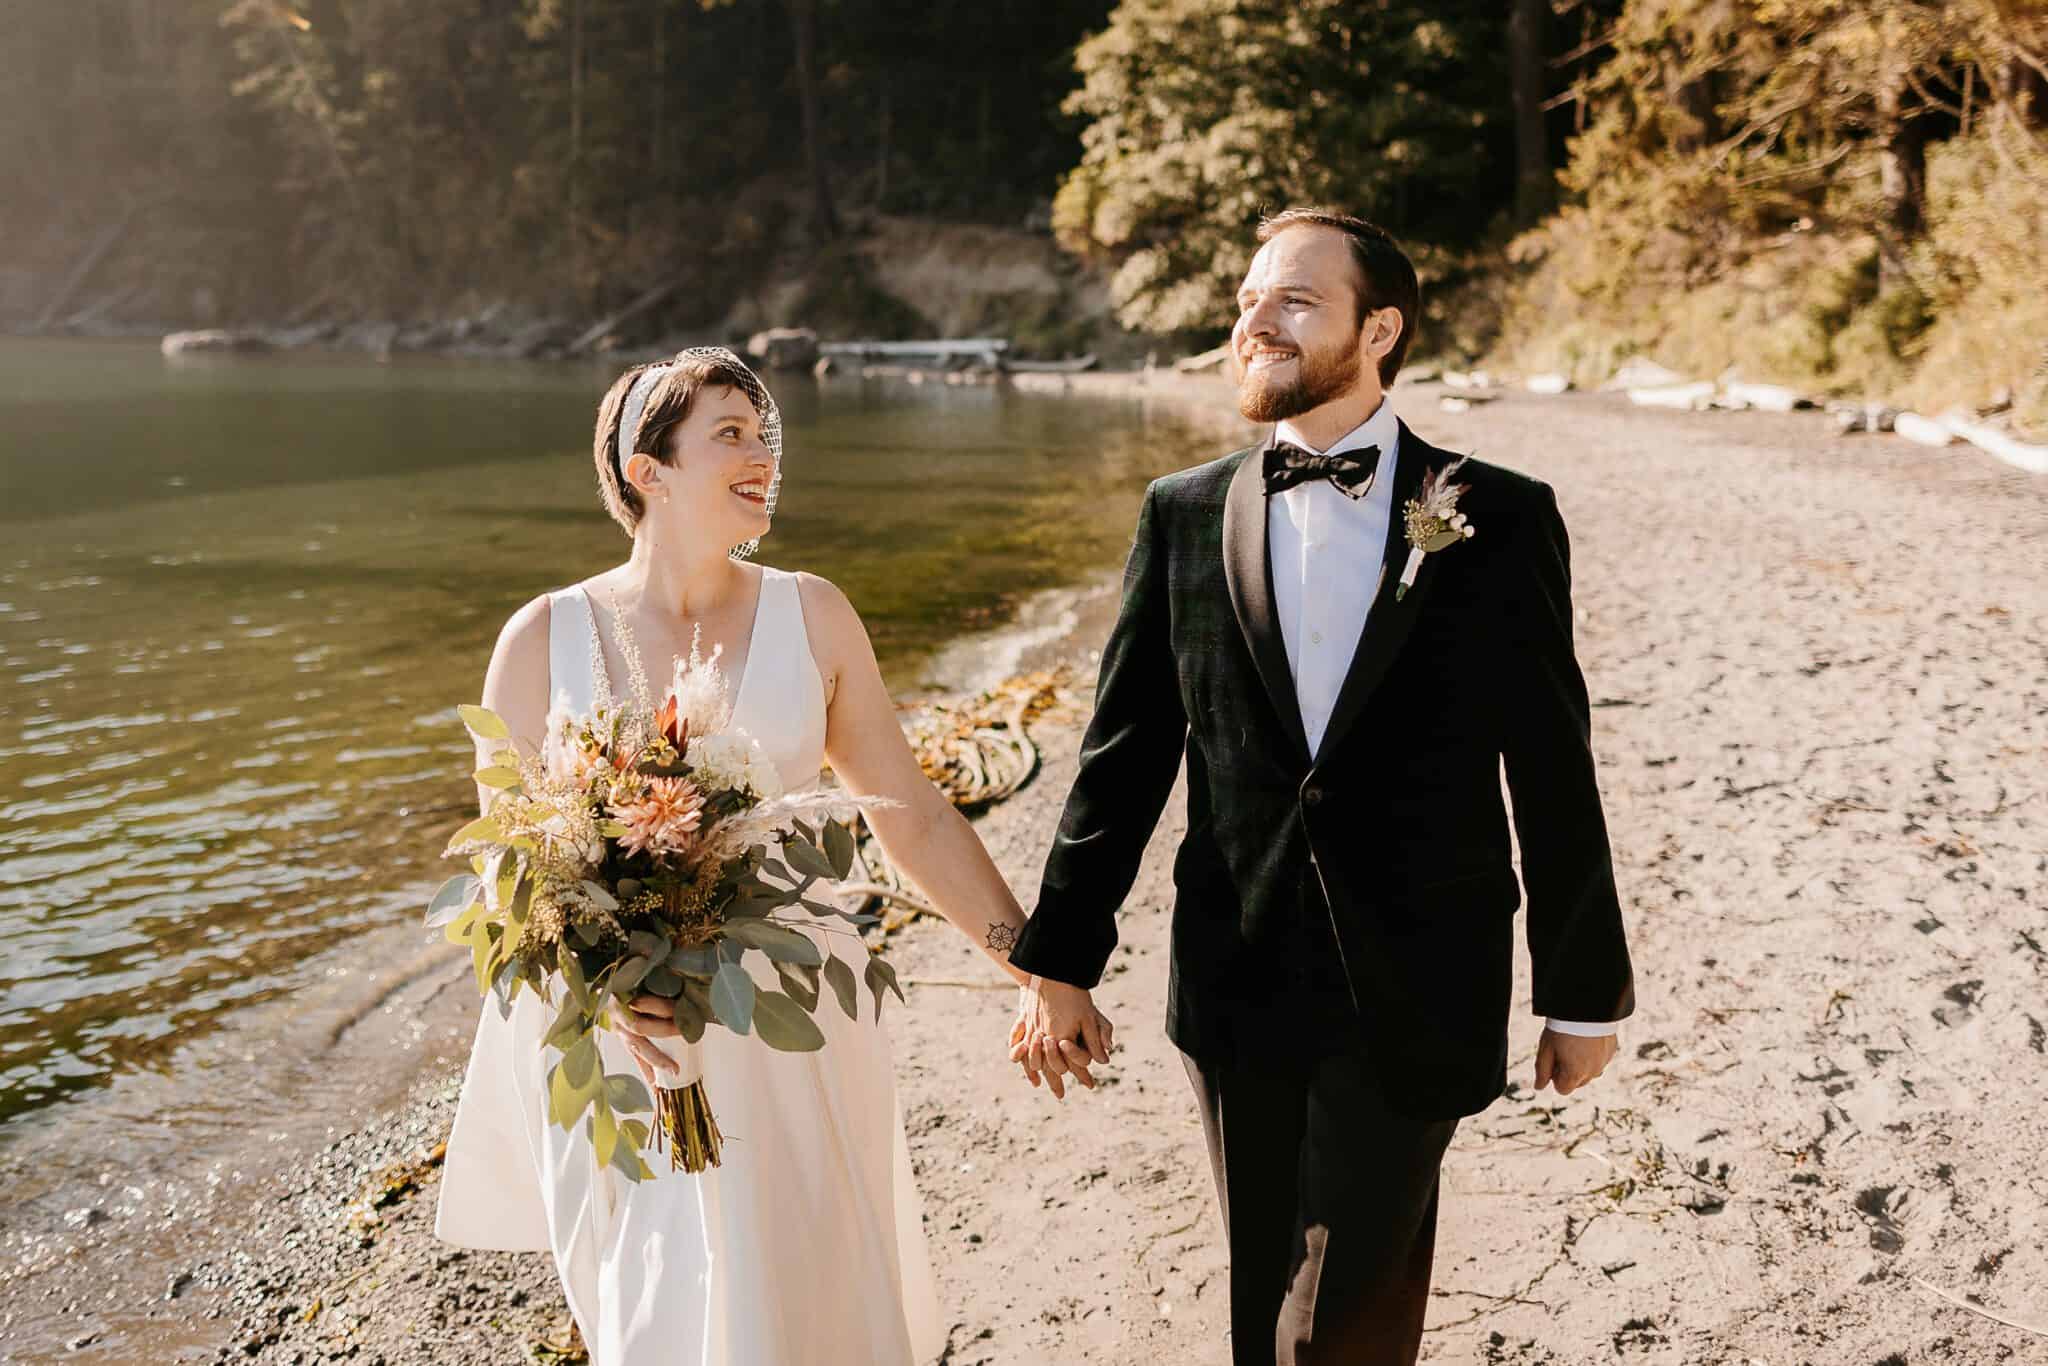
[609,775,706,858]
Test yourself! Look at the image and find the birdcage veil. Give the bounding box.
[617,346,784,561]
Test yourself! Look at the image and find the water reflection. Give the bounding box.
[0,338,1231,1133]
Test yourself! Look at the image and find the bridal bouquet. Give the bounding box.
[425,638,901,1182]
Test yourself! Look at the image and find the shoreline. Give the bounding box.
[7,378,2044,1364]
[0,367,1248,1366]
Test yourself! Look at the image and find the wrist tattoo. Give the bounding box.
[986,922,1019,957]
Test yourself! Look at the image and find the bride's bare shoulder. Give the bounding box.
[791,570,865,642]
[483,593,554,713]
[789,572,880,705]
[494,592,553,657]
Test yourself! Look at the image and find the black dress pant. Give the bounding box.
[1183,1048,1457,1366]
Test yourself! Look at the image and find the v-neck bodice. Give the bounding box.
[546,566,827,791]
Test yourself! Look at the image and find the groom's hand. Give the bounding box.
[1008,976,1114,1101]
[1534,1027,1618,1096]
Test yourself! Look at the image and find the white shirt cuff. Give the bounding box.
[1544,1017,1619,1037]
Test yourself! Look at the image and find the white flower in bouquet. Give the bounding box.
[665,644,734,745]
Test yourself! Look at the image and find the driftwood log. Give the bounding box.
[832,669,1078,932]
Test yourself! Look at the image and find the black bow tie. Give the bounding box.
[1261,440,1382,500]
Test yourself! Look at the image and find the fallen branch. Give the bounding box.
[1910,1277,2048,1336]
[566,275,686,355]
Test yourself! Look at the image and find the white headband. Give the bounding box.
[616,363,672,474]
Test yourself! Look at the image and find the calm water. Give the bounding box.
[0,337,1218,1134]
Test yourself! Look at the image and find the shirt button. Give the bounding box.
[1310,630,1323,645]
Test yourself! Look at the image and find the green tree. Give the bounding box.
[1051,0,1517,335]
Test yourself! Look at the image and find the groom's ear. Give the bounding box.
[1361,305,1404,365]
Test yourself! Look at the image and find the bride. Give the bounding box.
[431,348,1112,1364]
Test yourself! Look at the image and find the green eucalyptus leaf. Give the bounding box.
[752,991,827,1052]
[667,944,719,977]
[607,1131,647,1182]
[823,953,860,1021]
[425,874,480,928]
[605,1072,653,1115]
[544,1000,586,1051]
[863,954,905,1022]
[444,815,501,852]
[591,1101,620,1167]
[676,980,711,1043]
[612,955,654,996]
[823,820,856,879]
[784,838,837,882]
[775,960,821,1012]
[724,889,781,919]
[628,930,667,960]
[560,948,590,1006]
[440,900,486,948]
[724,919,824,967]
[474,764,522,790]
[710,962,756,1035]
[547,1060,593,1129]
[469,929,496,995]
[457,704,510,739]
[562,1033,599,1090]
[642,964,684,997]
[506,875,533,930]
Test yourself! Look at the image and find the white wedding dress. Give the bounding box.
[434,567,943,1365]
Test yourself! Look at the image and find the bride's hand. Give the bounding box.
[609,993,683,1088]
[1009,977,1113,1100]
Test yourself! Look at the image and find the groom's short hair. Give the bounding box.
[1255,208,1419,385]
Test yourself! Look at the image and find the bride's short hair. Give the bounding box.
[591,350,768,534]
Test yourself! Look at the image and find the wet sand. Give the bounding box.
[8,377,2045,1364]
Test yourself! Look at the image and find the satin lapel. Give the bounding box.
[1313,421,1447,766]
[1221,447,1312,764]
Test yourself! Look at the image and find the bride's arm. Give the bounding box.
[799,574,1039,989]
[475,595,552,806]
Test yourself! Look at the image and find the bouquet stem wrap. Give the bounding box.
[649,1035,720,1172]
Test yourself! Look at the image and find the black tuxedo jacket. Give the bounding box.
[1008,421,1636,1119]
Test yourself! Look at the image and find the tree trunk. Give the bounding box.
[1664,57,1718,153]
[1876,57,1929,291]
[570,0,586,289]
[1508,0,1551,224]
[784,0,838,241]
[877,84,891,208]
[2010,57,2048,129]
[653,0,667,186]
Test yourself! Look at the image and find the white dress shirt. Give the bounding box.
[1268,401,1617,1040]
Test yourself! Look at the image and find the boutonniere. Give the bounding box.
[1395,456,1475,601]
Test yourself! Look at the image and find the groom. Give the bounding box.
[1006,208,1635,1365]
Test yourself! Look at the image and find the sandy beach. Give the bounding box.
[9,375,2044,1365]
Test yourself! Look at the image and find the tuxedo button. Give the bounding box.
[1301,784,1324,807]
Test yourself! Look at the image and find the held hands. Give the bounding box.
[1007,975,1115,1100]
[1534,1027,1618,1096]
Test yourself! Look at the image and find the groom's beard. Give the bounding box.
[1234,333,1365,423]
